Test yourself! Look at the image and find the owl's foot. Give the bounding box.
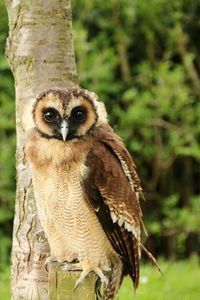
[94,267,109,286]
[59,261,81,272]
[74,265,109,291]
[45,256,79,272]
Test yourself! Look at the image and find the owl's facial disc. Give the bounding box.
[39,105,89,141]
[34,89,101,141]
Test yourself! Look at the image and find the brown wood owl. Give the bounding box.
[25,87,145,300]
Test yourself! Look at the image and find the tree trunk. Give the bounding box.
[5,0,78,299]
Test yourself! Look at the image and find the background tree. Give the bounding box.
[5,0,78,298]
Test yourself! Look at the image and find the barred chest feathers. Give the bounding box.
[26,135,116,268]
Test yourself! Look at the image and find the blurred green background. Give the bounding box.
[0,0,200,299]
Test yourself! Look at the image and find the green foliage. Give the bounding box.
[72,0,200,258]
[0,0,199,266]
[0,266,10,299]
[0,0,15,267]
[119,257,200,300]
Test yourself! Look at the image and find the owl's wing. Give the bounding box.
[83,125,143,287]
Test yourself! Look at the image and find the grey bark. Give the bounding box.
[5,0,79,299]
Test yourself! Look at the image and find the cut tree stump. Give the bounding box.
[49,265,96,300]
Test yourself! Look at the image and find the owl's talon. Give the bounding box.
[45,257,57,272]
[74,269,90,291]
[74,279,81,291]
[73,266,108,293]
[94,267,109,287]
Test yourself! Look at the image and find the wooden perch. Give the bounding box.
[49,264,96,300]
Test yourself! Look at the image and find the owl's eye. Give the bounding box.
[43,109,57,122]
[71,107,86,121]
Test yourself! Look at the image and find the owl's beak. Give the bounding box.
[60,119,69,141]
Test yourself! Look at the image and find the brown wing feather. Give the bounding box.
[83,124,143,287]
[96,124,143,199]
[92,124,143,236]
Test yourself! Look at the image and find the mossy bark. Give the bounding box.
[5,0,84,299]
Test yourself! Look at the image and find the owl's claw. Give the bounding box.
[94,267,109,287]
[45,257,57,272]
[74,269,90,291]
[45,257,79,272]
[73,266,109,292]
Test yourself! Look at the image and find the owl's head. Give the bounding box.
[33,87,108,141]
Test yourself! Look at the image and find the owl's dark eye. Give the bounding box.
[43,109,57,122]
[71,106,86,121]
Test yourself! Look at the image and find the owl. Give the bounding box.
[25,87,145,300]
